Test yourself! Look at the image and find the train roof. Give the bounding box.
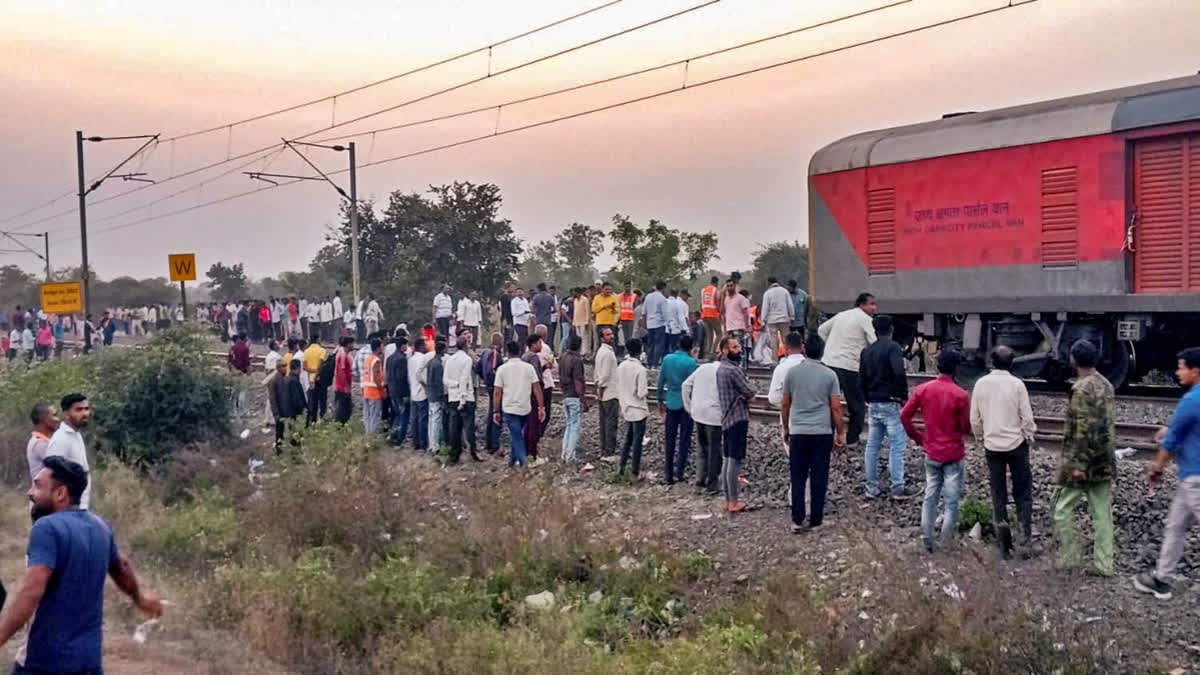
[810,74,1200,175]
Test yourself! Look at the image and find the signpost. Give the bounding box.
[40,281,83,314]
[168,253,197,320]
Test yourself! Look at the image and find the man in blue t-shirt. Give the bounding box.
[0,456,162,673]
[1135,347,1200,601]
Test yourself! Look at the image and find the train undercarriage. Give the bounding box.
[892,311,1200,388]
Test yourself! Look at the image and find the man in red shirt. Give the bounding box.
[333,335,355,424]
[901,349,970,553]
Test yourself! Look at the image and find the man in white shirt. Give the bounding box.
[616,338,649,480]
[298,298,310,340]
[433,284,454,338]
[306,299,322,342]
[664,289,685,355]
[44,393,92,510]
[761,277,796,366]
[443,333,481,463]
[319,298,334,343]
[492,340,545,468]
[817,292,878,447]
[642,282,668,367]
[767,332,806,407]
[594,326,620,457]
[332,291,344,340]
[970,345,1038,558]
[407,341,431,450]
[365,293,384,335]
[456,291,483,348]
[510,288,532,343]
[146,305,158,333]
[683,354,725,495]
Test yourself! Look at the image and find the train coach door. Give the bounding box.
[1131,133,1200,292]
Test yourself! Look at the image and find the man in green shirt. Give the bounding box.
[1053,339,1117,575]
[657,335,699,484]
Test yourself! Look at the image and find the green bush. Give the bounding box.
[957,497,993,534]
[136,487,239,566]
[0,326,234,472]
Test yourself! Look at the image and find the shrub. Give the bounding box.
[957,496,993,534]
[136,488,239,567]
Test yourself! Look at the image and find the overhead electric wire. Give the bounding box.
[4,0,705,233]
[52,0,1037,245]
[41,0,896,237]
[313,0,911,145]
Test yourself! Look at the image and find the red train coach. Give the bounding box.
[808,74,1200,386]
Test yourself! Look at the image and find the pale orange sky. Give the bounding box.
[1,0,1197,281]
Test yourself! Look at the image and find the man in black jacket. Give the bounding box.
[858,315,913,499]
[269,359,306,452]
[386,336,411,446]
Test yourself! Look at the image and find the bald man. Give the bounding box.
[969,345,1038,559]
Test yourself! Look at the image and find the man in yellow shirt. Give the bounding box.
[572,288,592,356]
[302,334,328,425]
[591,281,619,353]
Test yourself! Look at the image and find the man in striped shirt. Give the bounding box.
[716,336,756,512]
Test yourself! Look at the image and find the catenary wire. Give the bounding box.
[54,0,1036,244]
[3,0,709,233]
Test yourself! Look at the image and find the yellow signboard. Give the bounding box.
[40,281,83,314]
[168,253,197,281]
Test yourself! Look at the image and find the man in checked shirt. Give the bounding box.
[716,335,757,512]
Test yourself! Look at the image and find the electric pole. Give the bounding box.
[349,141,359,306]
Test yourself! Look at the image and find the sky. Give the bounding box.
[1,0,1198,283]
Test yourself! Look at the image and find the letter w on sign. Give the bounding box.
[168,253,197,282]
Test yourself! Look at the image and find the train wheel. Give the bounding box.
[1101,340,1134,389]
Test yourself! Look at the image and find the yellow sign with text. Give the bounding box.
[40,281,83,313]
[168,253,197,281]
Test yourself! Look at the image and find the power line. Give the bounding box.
[161,0,627,143]
[55,0,1036,244]
[8,0,719,236]
[313,0,912,144]
[39,0,897,237]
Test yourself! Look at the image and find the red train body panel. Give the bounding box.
[808,75,1200,384]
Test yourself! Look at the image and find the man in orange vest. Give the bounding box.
[361,337,387,434]
[699,276,723,360]
[619,282,637,347]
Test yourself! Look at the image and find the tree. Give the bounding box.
[746,241,810,298]
[0,265,38,310]
[608,214,719,288]
[516,239,562,291]
[205,262,249,301]
[515,222,605,290]
[320,182,522,321]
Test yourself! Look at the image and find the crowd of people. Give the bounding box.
[248,280,1200,605]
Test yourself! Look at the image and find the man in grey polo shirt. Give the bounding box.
[780,334,845,534]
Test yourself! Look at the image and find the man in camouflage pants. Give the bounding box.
[1052,340,1117,576]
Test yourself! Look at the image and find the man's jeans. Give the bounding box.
[832,366,866,445]
[646,326,665,367]
[865,401,908,495]
[448,401,477,461]
[598,399,619,455]
[620,419,647,475]
[389,395,409,444]
[334,390,353,424]
[921,457,964,548]
[1052,481,1114,575]
[562,397,583,461]
[436,316,450,338]
[485,388,501,449]
[429,400,445,449]
[695,422,723,491]
[664,407,693,483]
[410,400,430,449]
[1154,475,1200,580]
[985,442,1034,546]
[789,433,833,526]
[503,412,528,466]
[362,398,382,434]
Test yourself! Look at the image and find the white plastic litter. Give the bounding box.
[1116,447,1137,459]
[239,428,251,440]
[690,513,713,521]
[132,618,160,644]
[942,582,965,601]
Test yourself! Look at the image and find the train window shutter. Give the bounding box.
[866,187,895,274]
[1133,134,1194,292]
[1040,166,1079,267]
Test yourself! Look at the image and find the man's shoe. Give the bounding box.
[470,451,484,462]
[890,487,917,501]
[864,489,881,500]
[1133,573,1172,600]
[791,523,805,534]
